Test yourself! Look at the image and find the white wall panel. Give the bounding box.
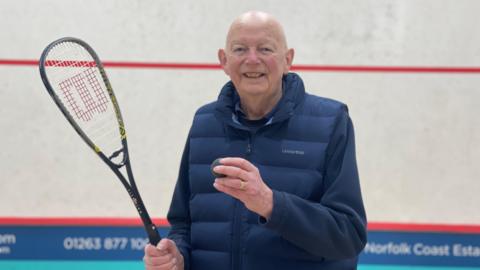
[0,0,479,223]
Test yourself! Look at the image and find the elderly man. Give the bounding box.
[144,11,367,270]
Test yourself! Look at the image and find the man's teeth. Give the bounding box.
[244,73,263,78]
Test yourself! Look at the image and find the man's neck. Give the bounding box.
[239,89,282,120]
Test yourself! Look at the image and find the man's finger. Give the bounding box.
[145,243,164,256]
[144,252,175,266]
[157,238,179,255]
[214,164,250,180]
[215,178,245,189]
[218,157,256,172]
[213,181,244,199]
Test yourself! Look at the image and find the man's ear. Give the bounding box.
[218,49,230,75]
[283,48,295,74]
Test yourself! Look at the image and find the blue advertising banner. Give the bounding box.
[0,226,170,260]
[1,219,479,269]
[360,231,480,267]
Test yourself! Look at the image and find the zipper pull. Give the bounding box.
[246,134,253,154]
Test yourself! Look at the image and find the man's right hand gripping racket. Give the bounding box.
[39,37,161,245]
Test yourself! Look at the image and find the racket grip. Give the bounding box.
[146,223,161,246]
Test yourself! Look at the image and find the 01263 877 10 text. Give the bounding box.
[0,234,16,255]
[63,237,148,251]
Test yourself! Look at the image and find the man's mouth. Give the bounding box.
[243,72,265,78]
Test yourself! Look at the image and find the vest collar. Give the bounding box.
[215,73,306,128]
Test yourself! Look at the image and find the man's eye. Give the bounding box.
[233,47,246,53]
[260,47,273,53]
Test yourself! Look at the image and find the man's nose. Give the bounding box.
[245,48,260,64]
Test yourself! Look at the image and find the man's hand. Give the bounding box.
[144,238,184,270]
[213,157,273,219]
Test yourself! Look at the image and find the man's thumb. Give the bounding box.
[157,238,176,252]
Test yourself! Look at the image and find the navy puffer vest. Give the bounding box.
[168,73,367,270]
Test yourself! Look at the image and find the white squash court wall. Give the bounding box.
[0,0,479,224]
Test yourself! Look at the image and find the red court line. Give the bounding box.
[368,222,480,234]
[1,217,479,233]
[105,61,221,70]
[2,59,480,73]
[291,65,480,73]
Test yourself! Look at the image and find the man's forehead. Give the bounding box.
[229,15,279,35]
[224,11,288,49]
[228,34,278,46]
[227,21,285,46]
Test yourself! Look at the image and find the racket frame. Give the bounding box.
[39,37,161,245]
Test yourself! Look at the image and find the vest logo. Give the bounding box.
[282,149,305,155]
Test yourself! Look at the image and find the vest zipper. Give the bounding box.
[246,131,256,156]
[232,200,242,270]
[232,132,255,270]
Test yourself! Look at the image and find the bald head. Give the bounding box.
[225,11,288,50]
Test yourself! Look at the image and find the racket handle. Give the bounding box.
[146,223,161,246]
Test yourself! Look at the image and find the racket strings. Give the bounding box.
[44,41,123,156]
[85,110,123,153]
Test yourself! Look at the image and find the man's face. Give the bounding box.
[218,19,293,98]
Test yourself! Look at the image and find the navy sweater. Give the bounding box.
[167,73,367,269]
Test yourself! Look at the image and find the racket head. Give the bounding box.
[39,38,161,244]
[39,37,126,163]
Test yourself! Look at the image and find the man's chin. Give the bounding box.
[237,86,270,96]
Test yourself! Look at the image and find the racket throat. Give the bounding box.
[109,148,128,167]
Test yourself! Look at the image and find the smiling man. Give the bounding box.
[144,11,367,270]
[218,11,293,121]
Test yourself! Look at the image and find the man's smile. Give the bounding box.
[243,72,265,78]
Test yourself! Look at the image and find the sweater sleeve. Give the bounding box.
[166,138,192,270]
[261,106,367,260]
